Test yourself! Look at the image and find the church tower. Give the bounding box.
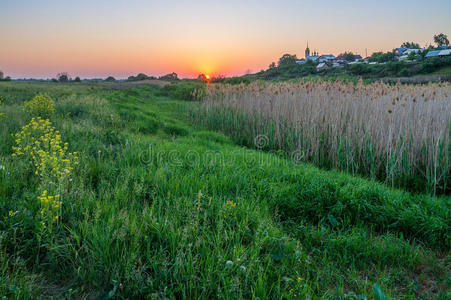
[305,42,310,58]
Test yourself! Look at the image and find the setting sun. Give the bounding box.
[205,74,210,80]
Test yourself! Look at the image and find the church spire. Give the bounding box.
[305,41,310,58]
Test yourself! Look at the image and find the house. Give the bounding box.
[316,63,329,71]
[332,62,344,68]
[439,49,451,57]
[319,55,336,62]
[398,49,425,60]
[395,48,408,56]
[307,55,320,62]
[296,59,306,65]
[425,50,441,59]
[403,49,424,55]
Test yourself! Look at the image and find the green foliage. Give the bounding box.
[369,51,395,63]
[0,82,449,298]
[212,76,251,85]
[278,54,298,67]
[23,94,56,118]
[57,72,70,83]
[159,81,205,101]
[159,72,179,81]
[338,51,358,62]
[127,73,156,81]
[434,33,450,46]
[401,42,420,49]
[398,68,411,77]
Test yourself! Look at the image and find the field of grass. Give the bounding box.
[0,82,450,299]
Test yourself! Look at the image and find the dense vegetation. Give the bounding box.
[0,82,449,298]
[248,57,451,81]
[196,81,451,195]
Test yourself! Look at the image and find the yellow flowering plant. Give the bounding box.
[0,96,4,117]
[37,190,62,230]
[23,94,55,118]
[12,117,78,181]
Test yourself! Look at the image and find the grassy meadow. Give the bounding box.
[0,81,450,299]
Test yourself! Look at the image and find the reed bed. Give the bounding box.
[195,80,451,194]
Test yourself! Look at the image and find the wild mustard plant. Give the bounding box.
[23,94,55,118]
[12,117,78,181]
[0,96,4,117]
[37,190,62,229]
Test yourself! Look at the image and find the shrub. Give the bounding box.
[23,94,55,118]
[397,68,411,77]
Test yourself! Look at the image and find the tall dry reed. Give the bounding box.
[195,80,451,194]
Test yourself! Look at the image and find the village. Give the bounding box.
[296,41,451,71]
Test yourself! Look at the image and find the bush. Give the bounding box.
[397,68,411,77]
[23,94,55,118]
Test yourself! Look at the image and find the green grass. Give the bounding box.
[0,82,450,299]
[431,65,451,76]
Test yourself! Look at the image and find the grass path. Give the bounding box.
[0,82,449,298]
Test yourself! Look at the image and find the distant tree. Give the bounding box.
[135,73,149,81]
[401,42,420,49]
[369,51,395,63]
[51,78,58,83]
[105,76,116,82]
[278,54,298,67]
[0,70,3,80]
[268,62,276,69]
[74,76,81,82]
[159,72,179,81]
[338,52,357,62]
[434,33,449,46]
[407,51,419,61]
[57,72,70,83]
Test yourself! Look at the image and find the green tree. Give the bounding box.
[338,52,357,62]
[57,72,70,83]
[278,54,298,67]
[159,72,179,81]
[268,62,276,69]
[105,76,116,82]
[401,42,420,49]
[434,33,449,46]
[407,51,418,61]
[74,77,81,82]
[0,70,3,80]
[369,51,395,63]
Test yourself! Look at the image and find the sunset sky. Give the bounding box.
[1,0,450,79]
